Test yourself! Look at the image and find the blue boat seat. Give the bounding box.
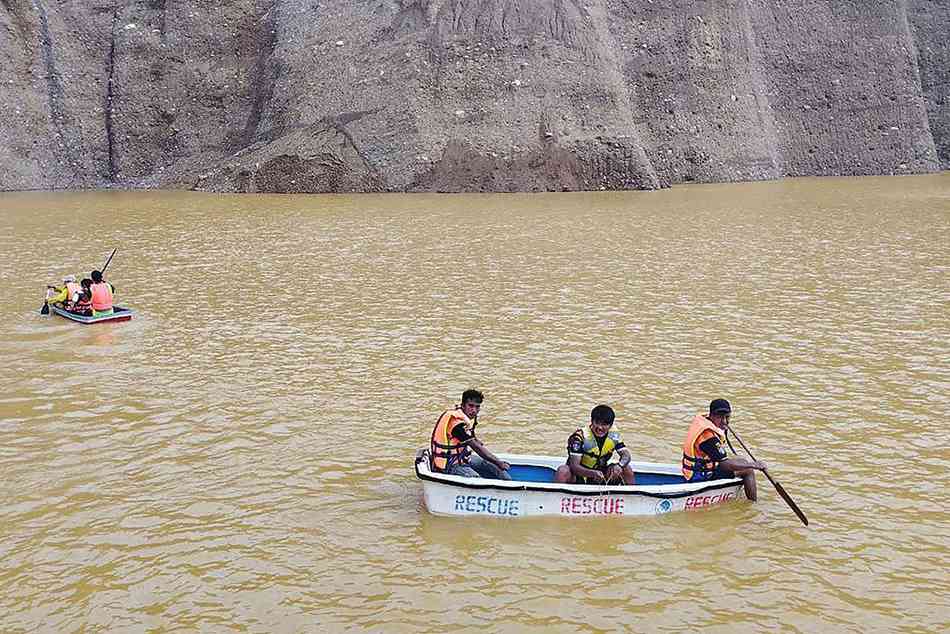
[507,464,688,485]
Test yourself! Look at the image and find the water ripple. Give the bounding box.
[0,176,948,631]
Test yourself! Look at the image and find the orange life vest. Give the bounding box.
[682,413,727,480]
[90,282,113,311]
[65,281,81,303]
[430,407,474,472]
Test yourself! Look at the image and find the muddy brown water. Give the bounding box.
[1,175,948,632]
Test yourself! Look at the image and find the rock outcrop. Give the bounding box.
[1,0,946,193]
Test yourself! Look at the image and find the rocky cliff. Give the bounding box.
[1,0,947,193]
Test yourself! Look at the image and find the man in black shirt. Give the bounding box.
[430,389,511,479]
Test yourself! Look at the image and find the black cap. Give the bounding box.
[709,398,731,414]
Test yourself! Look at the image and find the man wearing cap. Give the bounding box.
[681,398,766,501]
[46,275,82,309]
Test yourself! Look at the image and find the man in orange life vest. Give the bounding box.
[429,389,511,480]
[89,269,115,317]
[682,398,766,501]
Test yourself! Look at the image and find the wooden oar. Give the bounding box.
[729,427,809,526]
[99,248,117,275]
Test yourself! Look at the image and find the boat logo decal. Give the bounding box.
[654,499,673,514]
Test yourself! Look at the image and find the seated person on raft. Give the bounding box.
[46,275,82,309]
[429,389,511,480]
[554,404,636,485]
[681,398,766,501]
[88,269,115,317]
[72,278,94,315]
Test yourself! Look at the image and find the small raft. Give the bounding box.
[415,450,745,518]
[50,305,133,324]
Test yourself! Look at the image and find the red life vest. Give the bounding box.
[90,282,113,311]
[74,291,92,313]
[682,413,727,480]
[429,407,474,472]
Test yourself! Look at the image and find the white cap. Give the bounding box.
[63,275,76,283]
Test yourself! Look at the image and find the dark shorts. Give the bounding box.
[688,465,732,483]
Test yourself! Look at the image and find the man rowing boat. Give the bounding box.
[681,398,767,501]
[89,269,115,317]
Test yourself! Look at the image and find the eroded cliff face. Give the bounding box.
[0,0,946,193]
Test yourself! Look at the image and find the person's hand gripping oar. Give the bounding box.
[727,427,809,526]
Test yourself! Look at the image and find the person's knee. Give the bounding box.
[554,465,573,483]
[488,462,512,480]
[622,465,636,485]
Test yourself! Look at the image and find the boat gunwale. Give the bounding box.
[415,450,744,499]
[49,305,133,324]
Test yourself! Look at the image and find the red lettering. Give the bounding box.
[559,496,628,515]
[686,495,711,510]
[556,497,630,515]
[685,492,740,510]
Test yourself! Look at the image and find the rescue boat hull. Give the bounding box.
[49,305,133,324]
[415,450,745,518]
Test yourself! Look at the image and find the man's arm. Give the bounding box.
[47,287,68,304]
[567,454,608,483]
[468,437,510,471]
[701,436,766,472]
[719,456,766,472]
[616,447,631,468]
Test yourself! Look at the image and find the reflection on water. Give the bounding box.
[1,175,949,631]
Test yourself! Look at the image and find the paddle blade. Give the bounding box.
[40,302,50,315]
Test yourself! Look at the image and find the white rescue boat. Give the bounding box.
[415,450,746,518]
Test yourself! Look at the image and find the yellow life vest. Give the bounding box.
[574,428,624,470]
[682,413,726,480]
[429,407,474,472]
